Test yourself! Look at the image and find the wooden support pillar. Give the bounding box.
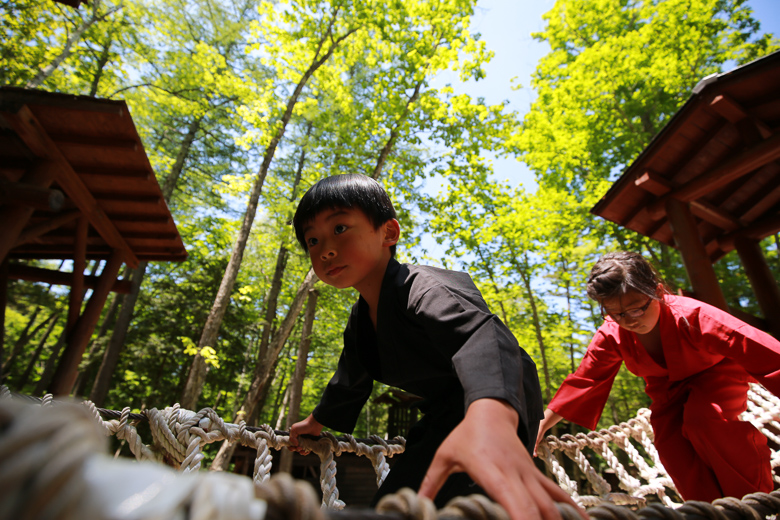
[0,258,7,384]
[734,237,780,338]
[665,198,729,311]
[67,216,88,333]
[50,251,124,396]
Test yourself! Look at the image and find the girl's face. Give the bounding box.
[601,288,662,334]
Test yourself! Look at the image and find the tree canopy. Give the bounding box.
[2,0,779,461]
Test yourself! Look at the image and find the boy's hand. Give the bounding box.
[288,413,323,455]
[419,399,587,520]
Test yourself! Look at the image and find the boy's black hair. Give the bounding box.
[293,174,398,256]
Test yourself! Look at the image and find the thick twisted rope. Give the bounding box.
[537,384,780,509]
[3,391,780,520]
[0,388,405,509]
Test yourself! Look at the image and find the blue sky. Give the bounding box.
[434,0,780,192]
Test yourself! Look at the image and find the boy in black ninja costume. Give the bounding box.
[288,174,581,520]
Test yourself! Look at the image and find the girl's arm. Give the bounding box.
[534,409,564,457]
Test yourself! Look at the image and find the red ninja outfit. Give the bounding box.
[548,294,780,501]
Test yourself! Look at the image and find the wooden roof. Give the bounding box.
[0,87,187,269]
[591,51,780,261]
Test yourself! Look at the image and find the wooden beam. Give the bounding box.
[49,250,124,396]
[718,213,780,252]
[638,170,741,231]
[648,131,780,219]
[0,160,58,263]
[635,170,672,196]
[1,104,139,268]
[689,200,741,232]
[48,133,138,151]
[8,263,131,294]
[734,237,780,338]
[0,179,64,211]
[709,94,772,139]
[15,210,81,245]
[665,198,729,311]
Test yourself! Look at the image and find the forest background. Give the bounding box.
[2,0,780,469]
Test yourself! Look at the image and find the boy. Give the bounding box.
[288,174,581,520]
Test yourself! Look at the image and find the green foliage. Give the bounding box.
[3,0,778,442]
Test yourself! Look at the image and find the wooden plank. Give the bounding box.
[689,200,741,232]
[1,104,138,268]
[48,133,138,151]
[0,179,64,211]
[649,131,780,218]
[635,170,672,196]
[16,210,80,245]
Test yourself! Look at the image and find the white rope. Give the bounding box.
[538,383,780,509]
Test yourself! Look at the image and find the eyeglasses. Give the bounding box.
[602,298,653,322]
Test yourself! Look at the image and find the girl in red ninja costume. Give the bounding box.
[535,251,780,501]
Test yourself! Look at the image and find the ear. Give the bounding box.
[383,219,400,247]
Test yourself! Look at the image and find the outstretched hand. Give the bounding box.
[288,413,323,455]
[534,409,563,457]
[418,399,587,520]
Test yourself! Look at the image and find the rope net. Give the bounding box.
[2,384,780,520]
[536,383,780,509]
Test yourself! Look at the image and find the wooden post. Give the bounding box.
[50,251,124,396]
[0,258,7,383]
[734,236,780,338]
[67,216,88,333]
[665,198,729,311]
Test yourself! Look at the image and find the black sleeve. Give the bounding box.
[311,315,374,433]
[411,278,543,447]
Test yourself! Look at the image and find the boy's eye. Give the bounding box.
[306,237,318,247]
[334,224,347,234]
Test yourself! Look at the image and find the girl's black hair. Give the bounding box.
[292,174,398,256]
[586,251,667,302]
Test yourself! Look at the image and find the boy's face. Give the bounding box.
[302,207,399,293]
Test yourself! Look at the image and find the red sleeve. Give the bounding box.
[548,326,624,431]
[693,305,780,397]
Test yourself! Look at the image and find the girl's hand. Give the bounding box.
[288,413,323,455]
[534,409,563,457]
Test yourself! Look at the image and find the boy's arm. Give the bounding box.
[419,398,587,520]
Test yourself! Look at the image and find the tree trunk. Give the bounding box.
[33,333,66,396]
[26,0,122,89]
[179,18,358,409]
[280,288,318,473]
[2,306,41,374]
[209,269,317,470]
[88,33,114,97]
[513,255,552,403]
[16,312,60,390]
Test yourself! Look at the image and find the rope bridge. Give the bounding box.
[2,384,780,520]
[536,383,780,509]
